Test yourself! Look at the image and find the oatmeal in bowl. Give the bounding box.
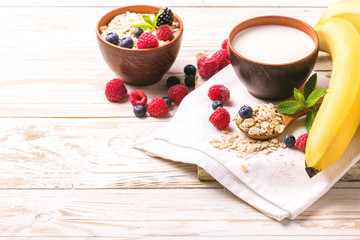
[96,5,183,85]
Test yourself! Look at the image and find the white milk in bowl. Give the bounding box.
[232,25,315,64]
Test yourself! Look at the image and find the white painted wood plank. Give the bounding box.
[0,117,357,189]
[0,0,338,7]
[0,118,222,189]
[0,188,359,237]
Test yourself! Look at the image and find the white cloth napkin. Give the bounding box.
[134,65,360,221]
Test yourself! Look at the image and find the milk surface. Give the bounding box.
[232,25,315,64]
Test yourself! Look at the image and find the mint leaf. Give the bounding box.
[154,10,163,26]
[305,106,317,133]
[294,88,305,104]
[276,101,305,115]
[304,73,317,100]
[305,89,327,108]
[131,22,154,30]
[142,15,156,28]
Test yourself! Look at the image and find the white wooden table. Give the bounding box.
[1,0,360,238]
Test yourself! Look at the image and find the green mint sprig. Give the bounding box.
[276,73,327,132]
[131,10,163,30]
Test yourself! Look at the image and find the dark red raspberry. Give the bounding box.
[212,49,230,70]
[221,39,228,49]
[129,89,147,106]
[197,56,208,69]
[296,133,309,152]
[137,32,159,49]
[208,84,230,103]
[209,107,230,130]
[156,25,173,41]
[147,97,169,117]
[168,84,189,104]
[105,78,127,102]
[198,58,218,78]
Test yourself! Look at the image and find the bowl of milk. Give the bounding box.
[228,15,319,100]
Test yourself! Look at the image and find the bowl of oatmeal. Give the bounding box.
[96,5,183,85]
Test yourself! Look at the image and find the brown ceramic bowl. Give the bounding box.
[96,5,183,85]
[228,16,319,100]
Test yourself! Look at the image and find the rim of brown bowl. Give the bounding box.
[228,15,319,67]
[96,5,183,52]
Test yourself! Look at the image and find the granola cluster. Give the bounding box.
[234,103,285,136]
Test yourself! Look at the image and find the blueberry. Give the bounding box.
[212,100,223,110]
[184,75,195,87]
[134,27,144,38]
[162,97,172,108]
[120,37,133,48]
[133,105,146,117]
[166,76,180,88]
[184,64,196,76]
[239,105,253,119]
[284,134,296,148]
[105,32,119,45]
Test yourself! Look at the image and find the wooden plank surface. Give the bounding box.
[0,188,359,238]
[0,0,359,238]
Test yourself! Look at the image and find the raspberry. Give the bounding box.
[208,84,230,103]
[221,39,228,49]
[129,89,147,106]
[147,98,169,117]
[105,78,127,102]
[168,84,189,104]
[212,49,230,70]
[156,25,173,41]
[198,58,218,78]
[197,56,208,69]
[296,133,309,152]
[209,107,230,130]
[137,32,159,49]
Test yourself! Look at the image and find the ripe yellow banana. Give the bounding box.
[316,0,360,32]
[305,17,360,177]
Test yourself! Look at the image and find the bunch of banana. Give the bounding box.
[305,0,360,177]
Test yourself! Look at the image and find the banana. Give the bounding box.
[316,0,360,32]
[305,17,360,177]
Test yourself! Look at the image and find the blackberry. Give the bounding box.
[184,64,196,76]
[184,75,195,87]
[155,7,174,27]
[166,76,180,88]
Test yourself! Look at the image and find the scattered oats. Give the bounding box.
[241,165,248,173]
[100,11,180,49]
[234,103,285,137]
[210,131,286,159]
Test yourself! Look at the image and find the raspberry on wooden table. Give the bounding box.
[147,98,169,117]
[105,78,127,102]
[129,89,147,106]
[197,56,208,70]
[168,84,189,104]
[212,49,230,70]
[221,39,228,49]
[198,58,218,78]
